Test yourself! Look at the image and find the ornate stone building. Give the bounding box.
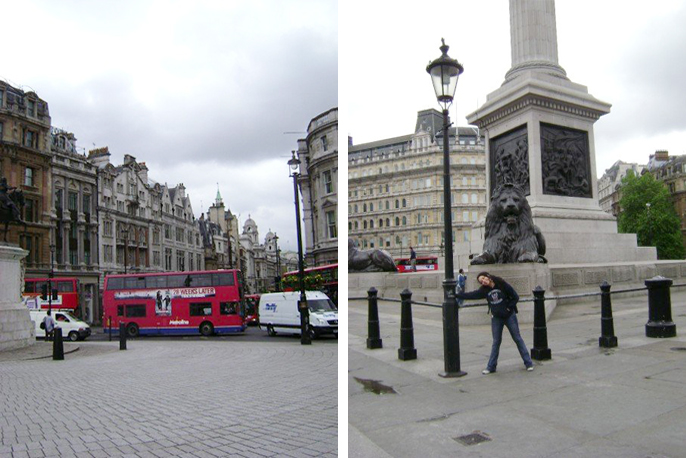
[50,127,100,322]
[239,217,280,294]
[348,109,487,259]
[650,153,686,249]
[0,82,52,275]
[198,189,239,271]
[89,149,204,283]
[296,107,338,267]
[598,160,645,216]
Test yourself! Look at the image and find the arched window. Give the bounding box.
[370,220,374,229]
[402,216,407,225]
[395,199,399,209]
[386,218,390,227]
[402,199,407,208]
[379,219,383,227]
[370,203,374,211]
[364,221,368,229]
[395,217,400,226]
[363,203,367,212]
[355,221,359,229]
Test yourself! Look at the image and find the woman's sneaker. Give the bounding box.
[526,366,534,371]
[482,369,494,375]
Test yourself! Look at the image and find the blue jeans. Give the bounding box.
[487,313,533,371]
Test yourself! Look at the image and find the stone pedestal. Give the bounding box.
[466,0,657,265]
[0,244,34,352]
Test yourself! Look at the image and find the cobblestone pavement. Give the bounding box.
[0,339,337,457]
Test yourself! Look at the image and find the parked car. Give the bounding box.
[29,310,91,341]
[258,291,337,339]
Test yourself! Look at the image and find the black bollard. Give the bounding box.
[366,287,383,349]
[52,328,64,361]
[599,281,618,348]
[645,276,677,338]
[530,286,552,360]
[108,316,112,342]
[398,289,417,361]
[119,322,127,350]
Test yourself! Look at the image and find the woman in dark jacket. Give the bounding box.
[456,271,534,374]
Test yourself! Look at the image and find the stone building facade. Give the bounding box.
[296,107,338,267]
[598,160,645,216]
[89,149,204,286]
[650,154,686,249]
[50,127,100,322]
[348,109,487,259]
[0,82,52,275]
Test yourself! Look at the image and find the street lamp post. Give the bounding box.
[274,233,282,291]
[288,151,311,345]
[427,38,466,378]
[49,243,56,314]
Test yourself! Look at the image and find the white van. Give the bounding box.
[259,291,337,339]
[29,310,92,341]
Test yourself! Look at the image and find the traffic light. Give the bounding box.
[40,284,48,300]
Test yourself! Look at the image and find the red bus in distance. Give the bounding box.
[23,278,79,311]
[282,263,338,305]
[245,294,260,325]
[395,256,439,273]
[103,269,247,337]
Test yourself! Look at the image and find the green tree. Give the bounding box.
[617,171,685,259]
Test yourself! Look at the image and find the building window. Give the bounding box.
[23,130,36,149]
[68,192,78,211]
[27,100,35,117]
[323,170,333,194]
[164,224,171,239]
[177,250,185,271]
[23,199,35,222]
[321,135,328,151]
[83,194,91,214]
[0,122,4,140]
[153,251,161,266]
[24,167,35,186]
[165,248,172,270]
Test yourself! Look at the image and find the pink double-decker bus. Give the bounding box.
[103,270,247,337]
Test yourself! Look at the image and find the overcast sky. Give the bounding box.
[1,0,337,252]
[343,0,686,178]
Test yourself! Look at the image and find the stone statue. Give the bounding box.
[471,183,546,265]
[348,238,397,272]
[0,177,25,242]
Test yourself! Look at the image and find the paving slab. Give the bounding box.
[349,288,686,457]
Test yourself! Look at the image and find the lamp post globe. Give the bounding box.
[427,39,466,378]
[426,38,464,109]
[288,151,311,345]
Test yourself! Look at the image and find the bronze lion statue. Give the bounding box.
[471,183,546,265]
[348,238,397,272]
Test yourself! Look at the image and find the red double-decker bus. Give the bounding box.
[103,269,247,337]
[282,263,338,305]
[23,278,79,311]
[395,256,439,273]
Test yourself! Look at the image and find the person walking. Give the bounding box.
[456,271,534,374]
[42,311,55,342]
[410,246,417,272]
[457,269,467,306]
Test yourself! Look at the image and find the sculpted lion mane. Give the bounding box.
[471,183,546,265]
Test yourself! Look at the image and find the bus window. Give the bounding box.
[189,274,213,287]
[117,305,124,316]
[24,282,35,293]
[57,281,74,292]
[220,302,238,315]
[167,275,186,288]
[126,304,146,317]
[146,275,167,289]
[124,277,146,290]
[190,302,212,316]
[107,277,124,290]
[214,273,235,286]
